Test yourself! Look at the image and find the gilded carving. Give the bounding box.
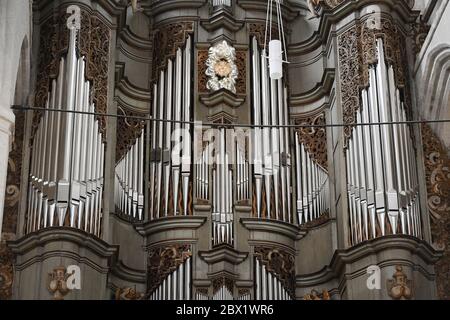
[115,287,145,300]
[254,247,295,298]
[0,242,14,300]
[248,23,279,49]
[303,289,331,300]
[48,266,71,300]
[421,123,450,299]
[146,244,191,296]
[152,22,194,81]
[116,106,146,163]
[387,266,413,300]
[412,19,430,56]
[294,112,328,169]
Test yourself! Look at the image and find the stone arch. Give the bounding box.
[419,44,450,151]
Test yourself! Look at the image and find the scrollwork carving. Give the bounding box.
[294,112,328,169]
[421,124,450,299]
[152,22,194,81]
[254,247,295,298]
[146,244,191,296]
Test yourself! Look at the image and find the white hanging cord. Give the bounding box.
[276,0,288,63]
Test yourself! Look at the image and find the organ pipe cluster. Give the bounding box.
[211,129,234,245]
[149,38,192,219]
[346,39,421,245]
[27,25,105,236]
[115,129,144,220]
[251,36,292,222]
[148,257,191,300]
[255,259,292,300]
[295,134,329,225]
[212,285,233,300]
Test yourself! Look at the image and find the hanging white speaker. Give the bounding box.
[269,40,283,80]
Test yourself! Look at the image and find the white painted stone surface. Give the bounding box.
[0,0,32,238]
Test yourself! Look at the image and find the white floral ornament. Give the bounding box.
[206,40,238,94]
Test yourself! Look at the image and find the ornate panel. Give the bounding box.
[152,22,194,81]
[293,112,328,169]
[146,244,191,295]
[337,17,409,146]
[116,106,146,163]
[198,48,246,94]
[254,247,295,298]
[422,124,450,299]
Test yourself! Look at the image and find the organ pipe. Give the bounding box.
[346,39,421,245]
[27,24,105,237]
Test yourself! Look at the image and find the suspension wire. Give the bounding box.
[11,105,450,129]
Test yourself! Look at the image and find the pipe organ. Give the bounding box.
[114,129,145,220]
[346,39,421,245]
[251,36,292,223]
[27,26,105,237]
[148,257,191,300]
[148,38,193,220]
[295,134,329,225]
[255,259,292,300]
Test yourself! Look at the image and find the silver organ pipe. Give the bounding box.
[347,39,421,245]
[211,0,231,6]
[255,258,292,300]
[294,134,329,225]
[212,128,234,245]
[212,285,233,300]
[115,129,145,220]
[148,257,191,300]
[149,37,193,220]
[27,25,105,236]
[251,36,292,222]
[196,291,209,300]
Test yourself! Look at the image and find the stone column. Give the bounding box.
[0,0,31,238]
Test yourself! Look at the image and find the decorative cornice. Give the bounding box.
[111,260,146,284]
[134,216,207,237]
[290,69,335,107]
[200,10,245,32]
[240,217,307,241]
[288,0,418,56]
[8,228,119,259]
[149,0,205,16]
[199,244,248,265]
[296,235,443,287]
[199,89,246,108]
